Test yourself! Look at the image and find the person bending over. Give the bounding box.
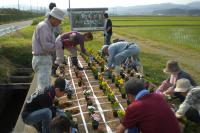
[55,32,93,70]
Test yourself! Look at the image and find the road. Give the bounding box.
[0,20,32,36]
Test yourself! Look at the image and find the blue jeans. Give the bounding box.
[104,34,112,45]
[23,108,52,133]
[114,44,140,66]
[127,127,139,133]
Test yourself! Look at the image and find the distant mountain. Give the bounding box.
[108,1,200,16]
[153,8,200,16]
[187,1,200,9]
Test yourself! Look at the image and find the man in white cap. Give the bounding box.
[32,7,65,91]
[175,78,200,123]
[101,41,141,75]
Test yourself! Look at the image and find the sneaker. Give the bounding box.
[76,66,84,70]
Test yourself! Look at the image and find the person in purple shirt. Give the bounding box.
[55,32,93,70]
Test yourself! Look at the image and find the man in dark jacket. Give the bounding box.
[21,77,66,133]
[104,13,112,45]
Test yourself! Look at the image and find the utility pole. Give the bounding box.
[37,0,38,13]
[68,0,71,18]
[30,0,32,12]
[68,0,71,30]
[18,0,20,11]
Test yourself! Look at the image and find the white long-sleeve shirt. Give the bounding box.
[32,19,56,55]
[176,86,200,117]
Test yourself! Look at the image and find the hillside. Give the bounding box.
[108,1,200,16]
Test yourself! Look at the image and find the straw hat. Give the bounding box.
[163,60,181,74]
[174,78,193,92]
[49,7,65,20]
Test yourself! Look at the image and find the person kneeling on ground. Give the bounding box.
[175,78,200,123]
[21,77,67,133]
[101,41,142,75]
[116,78,181,133]
[55,32,93,70]
[156,60,197,95]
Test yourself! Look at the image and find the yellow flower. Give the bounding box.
[118,79,124,85]
[102,81,107,86]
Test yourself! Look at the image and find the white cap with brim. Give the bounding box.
[49,7,65,20]
[174,78,193,92]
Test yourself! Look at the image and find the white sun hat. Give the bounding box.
[50,7,65,20]
[174,78,193,92]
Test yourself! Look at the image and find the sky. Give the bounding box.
[0,0,200,10]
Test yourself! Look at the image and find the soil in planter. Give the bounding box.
[87,122,106,133]
[92,121,99,130]
[113,110,118,118]
[108,120,121,131]
[121,94,126,99]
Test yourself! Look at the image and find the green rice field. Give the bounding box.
[112,16,200,50]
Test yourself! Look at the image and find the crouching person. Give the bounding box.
[21,77,67,133]
[175,78,200,123]
[55,32,93,70]
[116,78,181,133]
[101,41,141,75]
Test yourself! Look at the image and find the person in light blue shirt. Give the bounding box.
[102,41,140,74]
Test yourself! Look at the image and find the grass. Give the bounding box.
[0,17,71,82]
[112,16,200,51]
[114,26,200,51]
[113,21,200,26]
[111,16,200,21]
[0,26,34,82]
[140,52,168,85]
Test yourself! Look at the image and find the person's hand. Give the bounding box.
[116,124,126,133]
[175,112,182,119]
[176,114,187,125]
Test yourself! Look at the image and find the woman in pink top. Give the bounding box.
[156,60,197,95]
